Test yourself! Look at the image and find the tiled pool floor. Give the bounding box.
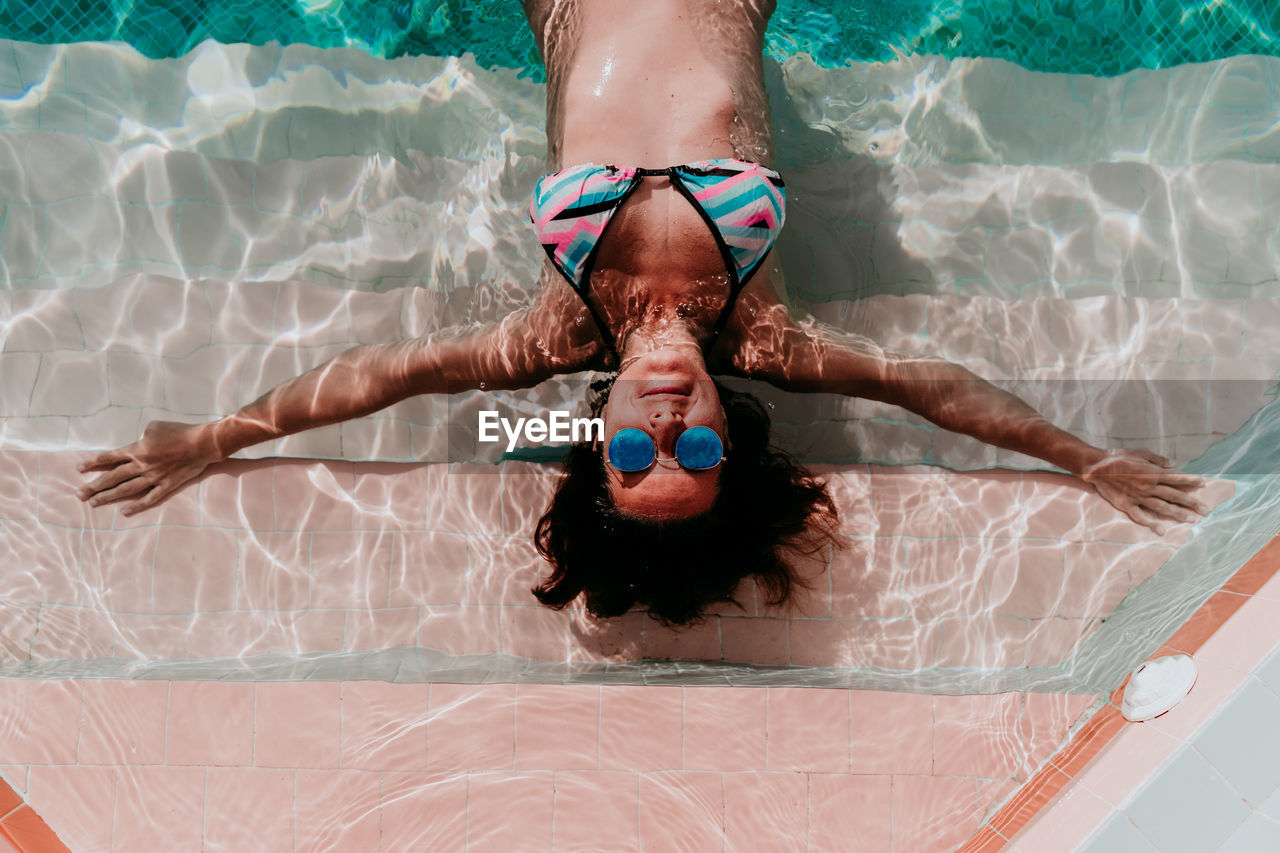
[0,452,1248,852]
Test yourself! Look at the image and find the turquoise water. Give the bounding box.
[2,0,1278,78]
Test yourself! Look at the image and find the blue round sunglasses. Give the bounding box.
[606,425,727,472]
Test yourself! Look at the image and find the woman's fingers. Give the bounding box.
[77,462,143,503]
[1124,502,1165,534]
[82,472,154,507]
[1158,471,1203,490]
[78,450,132,473]
[1150,484,1209,514]
[122,482,170,517]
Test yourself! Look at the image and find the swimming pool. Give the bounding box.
[1,1,1279,849]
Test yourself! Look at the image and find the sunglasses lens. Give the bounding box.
[675,426,724,470]
[607,428,656,472]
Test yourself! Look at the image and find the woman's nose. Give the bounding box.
[648,411,683,451]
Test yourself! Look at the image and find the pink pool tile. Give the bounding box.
[25,766,115,853]
[1195,593,1280,672]
[165,682,253,767]
[308,530,393,610]
[684,687,767,772]
[498,465,557,537]
[819,465,874,535]
[936,614,1030,669]
[184,611,270,658]
[467,535,547,606]
[638,771,725,851]
[427,684,515,772]
[501,605,575,661]
[829,537,905,619]
[27,606,116,661]
[36,457,117,531]
[344,607,420,651]
[0,768,26,798]
[202,768,293,853]
[1058,541,1134,617]
[1074,720,1181,806]
[808,774,893,852]
[860,616,942,670]
[947,469,1025,535]
[77,529,155,613]
[267,609,346,653]
[513,684,599,771]
[902,538,988,619]
[986,540,1067,618]
[237,531,310,610]
[849,691,933,774]
[418,605,503,656]
[723,772,808,853]
[720,615,790,665]
[1017,693,1096,780]
[0,607,37,661]
[642,616,722,661]
[271,461,355,531]
[599,686,683,771]
[1010,781,1113,853]
[0,681,81,765]
[567,610,644,663]
[933,693,1026,779]
[151,525,237,613]
[348,461,429,531]
[868,465,959,538]
[425,466,505,535]
[1018,475,1094,541]
[78,680,168,766]
[254,681,341,769]
[466,772,555,853]
[553,771,640,852]
[197,460,276,531]
[293,769,382,853]
[341,681,429,772]
[112,766,205,853]
[788,618,863,667]
[111,613,191,660]
[380,773,468,851]
[1026,616,1095,667]
[767,688,851,773]
[389,531,470,607]
[893,775,985,853]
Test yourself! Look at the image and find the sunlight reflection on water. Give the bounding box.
[0,39,1276,696]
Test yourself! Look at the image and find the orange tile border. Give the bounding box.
[0,794,70,853]
[958,531,1280,852]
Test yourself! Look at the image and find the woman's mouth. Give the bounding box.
[641,385,691,397]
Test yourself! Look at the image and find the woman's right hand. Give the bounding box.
[76,420,223,516]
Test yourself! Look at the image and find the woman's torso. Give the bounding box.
[522,0,782,361]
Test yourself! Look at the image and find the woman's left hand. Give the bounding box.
[1080,449,1209,534]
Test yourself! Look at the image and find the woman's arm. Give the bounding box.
[78,270,603,514]
[727,303,1207,532]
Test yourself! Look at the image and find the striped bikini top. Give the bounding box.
[529,158,787,357]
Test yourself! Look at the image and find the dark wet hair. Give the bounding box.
[533,377,840,627]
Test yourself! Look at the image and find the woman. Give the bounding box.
[76,0,1207,625]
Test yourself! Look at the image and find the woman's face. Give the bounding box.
[601,349,727,519]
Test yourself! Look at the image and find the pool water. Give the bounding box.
[4,0,1279,76]
[0,2,1279,849]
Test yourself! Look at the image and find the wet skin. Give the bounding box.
[77,0,1211,533]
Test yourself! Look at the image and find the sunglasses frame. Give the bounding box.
[603,425,728,473]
